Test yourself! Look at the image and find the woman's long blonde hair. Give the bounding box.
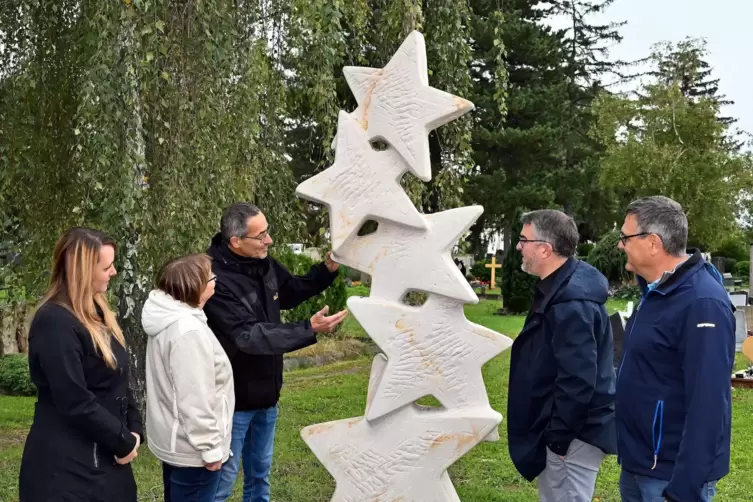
[39,227,126,369]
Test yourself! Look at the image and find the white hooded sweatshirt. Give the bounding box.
[142,289,234,467]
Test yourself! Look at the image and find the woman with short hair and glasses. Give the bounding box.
[142,253,234,502]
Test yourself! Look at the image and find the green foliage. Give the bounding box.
[0,355,36,397]
[470,259,491,282]
[591,39,753,249]
[578,242,595,257]
[586,231,630,283]
[733,260,750,279]
[712,234,749,262]
[466,0,625,253]
[612,284,641,302]
[0,0,488,407]
[501,217,536,314]
[272,248,347,325]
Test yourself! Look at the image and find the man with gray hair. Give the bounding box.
[507,209,617,502]
[204,202,348,502]
[615,196,734,502]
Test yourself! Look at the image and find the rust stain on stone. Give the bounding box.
[359,70,384,130]
[303,423,335,437]
[453,96,473,111]
[431,431,477,452]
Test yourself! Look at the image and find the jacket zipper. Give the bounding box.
[616,293,647,465]
[617,291,650,381]
[651,400,665,469]
[93,443,99,468]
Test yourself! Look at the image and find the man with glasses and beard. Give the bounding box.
[507,209,617,502]
[204,202,348,502]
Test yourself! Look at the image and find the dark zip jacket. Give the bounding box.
[203,234,338,410]
[616,251,734,501]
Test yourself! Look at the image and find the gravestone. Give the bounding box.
[723,272,735,288]
[712,256,725,274]
[609,301,634,370]
[609,313,624,370]
[294,31,513,501]
[729,292,749,352]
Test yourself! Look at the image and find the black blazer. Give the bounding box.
[19,302,142,502]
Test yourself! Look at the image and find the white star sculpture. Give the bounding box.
[301,354,501,502]
[296,111,426,253]
[348,294,513,422]
[336,31,474,182]
[332,206,482,304]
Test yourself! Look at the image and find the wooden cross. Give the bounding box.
[485,256,502,289]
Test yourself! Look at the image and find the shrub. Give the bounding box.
[586,231,630,283]
[733,260,750,279]
[578,242,595,257]
[271,248,348,326]
[712,235,749,262]
[470,260,491,282]
[724,257,738,273]
[501,217,537,314]
[612,284,641,301]
[0,354,36,396]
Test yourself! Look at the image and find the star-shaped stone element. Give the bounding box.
[348,294,513,422]
[296,111,426,253]
[301,356,501,502]
[332,206,482,304]
[337,31,474,182]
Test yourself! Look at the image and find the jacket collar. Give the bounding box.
[208,233,270,277]
[636,249,710,296]
[532,257,577,314]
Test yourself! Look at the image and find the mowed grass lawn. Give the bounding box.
[0,299,752,501]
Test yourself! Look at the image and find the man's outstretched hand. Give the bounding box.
[325,251,339,273]
[311,306,348,333]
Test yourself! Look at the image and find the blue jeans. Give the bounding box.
[163,462,222,502]
[619,469,717,501]
[214,406,279,502]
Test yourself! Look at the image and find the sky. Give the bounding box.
[551,0,752,139]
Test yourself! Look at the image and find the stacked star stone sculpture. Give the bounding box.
[295,30,513,502]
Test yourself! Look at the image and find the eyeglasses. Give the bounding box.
[518,237,550,246]
[241,224,272,241]
[207,276,217,283]
[619,232,650,246]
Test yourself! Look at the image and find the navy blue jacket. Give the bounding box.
[616,251,734,501]
[507,258,617,481]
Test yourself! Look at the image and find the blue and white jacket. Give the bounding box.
[616,250,735,501]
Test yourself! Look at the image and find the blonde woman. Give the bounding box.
[19,228,142,502]
[142,253,234,502]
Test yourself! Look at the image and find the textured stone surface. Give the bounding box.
[332,206,482,304]
[335,31,474,182]
[296,111,426,253]
[348,294,513,421]
[301,354,501,502]
[297,30,513,501]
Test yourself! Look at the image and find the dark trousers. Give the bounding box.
[163,462,222,502]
